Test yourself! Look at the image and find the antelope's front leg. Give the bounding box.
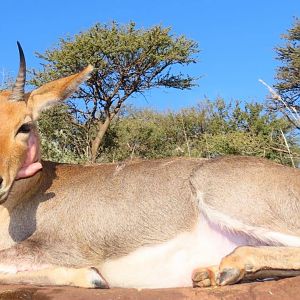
[193,246,300,287]
[0,241,109,288]
[0,266,109,288]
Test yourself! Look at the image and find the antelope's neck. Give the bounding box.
[0,168,44,250]
[2,168,44,212]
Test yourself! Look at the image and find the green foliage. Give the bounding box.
[32,22,198,89]
[38,105,89,163]
[39,99,299,166]
[275,19,300,105]
[31,21,300,166]
[31,22,199,161]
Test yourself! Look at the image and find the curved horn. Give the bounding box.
[9,41,26,102]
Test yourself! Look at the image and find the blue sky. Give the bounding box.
[0,0,299,110]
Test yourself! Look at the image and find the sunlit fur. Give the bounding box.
[0,100,31,201]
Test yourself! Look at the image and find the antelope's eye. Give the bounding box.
[17,123,31,135]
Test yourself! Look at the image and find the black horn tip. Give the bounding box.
[8,41,26,102]
[16,41,25,65]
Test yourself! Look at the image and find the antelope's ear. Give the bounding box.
[27,65,93,120]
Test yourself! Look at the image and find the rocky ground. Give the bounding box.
[0,276,300,300]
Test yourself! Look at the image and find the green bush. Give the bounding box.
[38,99,299,166]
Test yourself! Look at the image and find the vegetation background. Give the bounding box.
[32,20,299,166]
[1,14,300,166]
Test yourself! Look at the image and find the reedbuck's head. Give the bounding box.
[0,42,93,202]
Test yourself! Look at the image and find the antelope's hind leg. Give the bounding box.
[193,246,300,287]
[192,265,219,288]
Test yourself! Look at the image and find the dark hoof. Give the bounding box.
[217,268,241,286]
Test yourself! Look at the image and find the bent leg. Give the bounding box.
[193,246,300,287]
[0,266,108,288]
[0,240,108,288]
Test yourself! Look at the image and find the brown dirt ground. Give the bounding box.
[0,276,300,300]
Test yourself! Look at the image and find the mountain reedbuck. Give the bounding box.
[0,43,300,289]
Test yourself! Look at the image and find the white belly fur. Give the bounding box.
[100,216,254,288]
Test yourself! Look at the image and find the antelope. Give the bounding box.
[0,43,300,289]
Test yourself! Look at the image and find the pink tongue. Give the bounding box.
[16,133,43,180]
[16,162,43,179]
